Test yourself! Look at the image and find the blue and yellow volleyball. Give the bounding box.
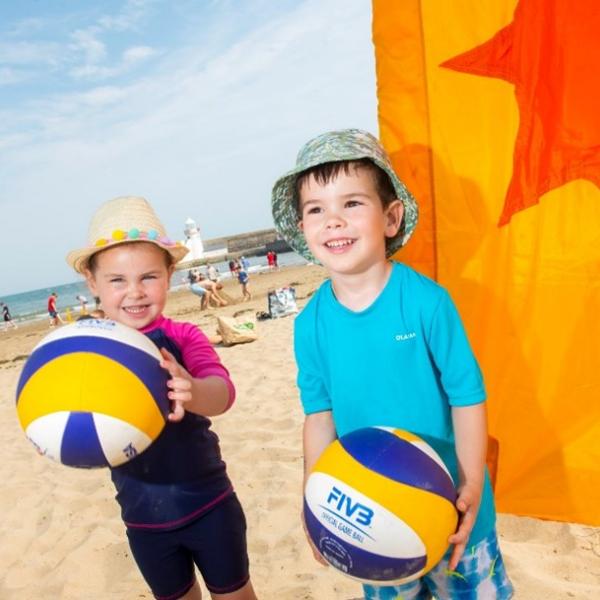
[16,319,169,468]
[304,427,458,585]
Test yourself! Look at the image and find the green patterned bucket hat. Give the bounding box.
[271,129,418,262]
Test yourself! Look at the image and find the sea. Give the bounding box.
[1,251,308,324]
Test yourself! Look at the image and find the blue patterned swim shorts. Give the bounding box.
[363,529,513,600]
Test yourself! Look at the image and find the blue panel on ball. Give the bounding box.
[339,428,456,504]
[16,336,169,417]
[304,500,426,583]
[61,412,106,468]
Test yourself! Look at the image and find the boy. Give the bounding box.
[47,291,64,327]
[271,129,513,599]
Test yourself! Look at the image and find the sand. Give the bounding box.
[1,264,598,599]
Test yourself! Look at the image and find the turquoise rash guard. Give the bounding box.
[295,262,495,545]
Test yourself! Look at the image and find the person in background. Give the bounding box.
[77,308,106,321]
[1,302,17,331]
[240,256,250,272]
[47,292,64,327]
[237,265,251,302]
[207,263,219,284]
[195,273,228,307]
[228,260,238,278]
[76,294,89,315]
[189,274,210,310]
[188,268,199,284]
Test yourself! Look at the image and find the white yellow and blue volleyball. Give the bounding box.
[304,427,458,585]
[16,319,169,468]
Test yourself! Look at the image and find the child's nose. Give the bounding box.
[127,281,145,297]
[325,211,345,229]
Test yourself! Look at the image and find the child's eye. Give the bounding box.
[346,200,362,208]
[305,206,322,215]
[110,277,124,283]
[143,274,157,280]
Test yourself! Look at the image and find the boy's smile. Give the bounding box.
[324,238,356,252]
[298,166,403,279]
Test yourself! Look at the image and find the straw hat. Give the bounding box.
[271,129,418,262]
[66,196,189,273]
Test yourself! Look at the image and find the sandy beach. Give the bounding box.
[1,263,598,599]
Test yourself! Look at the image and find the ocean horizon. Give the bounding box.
[1,251,307,323]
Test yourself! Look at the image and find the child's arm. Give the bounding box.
[159,348,230,420]
[448,403,488,570]
[303,410,337,486]
[302,410,337,565]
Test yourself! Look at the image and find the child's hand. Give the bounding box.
[447,483,481,570]
[301,509,329,567]
[159,348,193,422]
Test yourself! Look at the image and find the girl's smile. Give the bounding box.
[84,242,173,330]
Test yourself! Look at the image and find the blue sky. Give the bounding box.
[0,0,378,295]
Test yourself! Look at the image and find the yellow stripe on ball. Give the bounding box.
[17,352,165,440]
[391,429,423,443]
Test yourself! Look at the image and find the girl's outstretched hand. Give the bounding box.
[159,347,193,422]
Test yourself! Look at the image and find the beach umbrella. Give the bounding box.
[372,0,600,525]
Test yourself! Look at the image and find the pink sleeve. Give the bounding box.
[166,320,236,410]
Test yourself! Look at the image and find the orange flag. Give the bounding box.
[372,0,600,525]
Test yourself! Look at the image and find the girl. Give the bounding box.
[66,196,258,600]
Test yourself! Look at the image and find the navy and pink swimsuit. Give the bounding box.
[111,314,235,531]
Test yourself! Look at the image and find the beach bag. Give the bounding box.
[268,287,298,318]
[217,315,258,346]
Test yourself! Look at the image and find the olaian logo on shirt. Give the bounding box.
[395,332,416,342]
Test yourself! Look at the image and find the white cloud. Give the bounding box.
[0,66,30,86]
[67,34,158,80]
[79,86,127,107]
[123,45,157,64]
[0,2,155,88]
[69,44,157,80]
[5,17,45,38]
[0,40,61,66]
[70,29,107,64]
[97,0,155,32]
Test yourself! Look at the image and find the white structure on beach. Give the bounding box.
[181,217,228,263]
[183,217,205,260]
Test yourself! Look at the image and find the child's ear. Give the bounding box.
[167,264,176,281]
[384,200,404,238]
[298,220,304,232]
[83,269,98,296]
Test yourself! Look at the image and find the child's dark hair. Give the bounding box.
[294,158,397,218]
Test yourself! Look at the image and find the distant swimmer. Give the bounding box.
[1,302,17,331]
